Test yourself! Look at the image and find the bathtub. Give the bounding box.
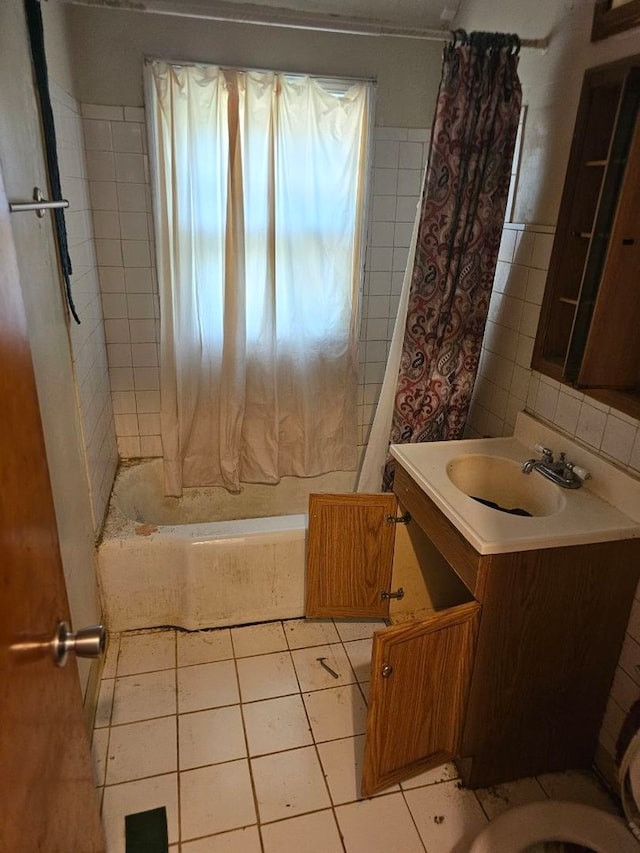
[98,459,356,632]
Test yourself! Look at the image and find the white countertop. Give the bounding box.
[390,412,640,555]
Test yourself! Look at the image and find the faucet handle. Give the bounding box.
[566,462,592,482]
[534,444,554,463]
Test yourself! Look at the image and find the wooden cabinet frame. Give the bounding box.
[533,56,640,418]
[592,0,640,41]
[306,463,640,794]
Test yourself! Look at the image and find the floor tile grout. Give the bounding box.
[98,620,617,852]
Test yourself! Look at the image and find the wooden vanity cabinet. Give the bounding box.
[306,463,640,795]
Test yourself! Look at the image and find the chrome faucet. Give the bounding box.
[522,444,591,489]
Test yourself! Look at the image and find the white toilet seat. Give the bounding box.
[467,800,640,853]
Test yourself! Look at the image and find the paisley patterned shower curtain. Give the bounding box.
[382,32,521,490]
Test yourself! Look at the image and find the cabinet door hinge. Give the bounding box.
[386,511,411,525]
[381,587,405,601]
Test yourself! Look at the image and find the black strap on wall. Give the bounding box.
[24,0,80,324]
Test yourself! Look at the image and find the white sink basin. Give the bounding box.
[446,454,566,518]
[388,412,640,555]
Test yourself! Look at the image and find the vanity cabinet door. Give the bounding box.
[306,493,397,619]
[361,601,481,797]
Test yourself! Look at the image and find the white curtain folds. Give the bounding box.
[146,61,372,494]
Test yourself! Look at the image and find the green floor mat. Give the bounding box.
[124,806,168,853]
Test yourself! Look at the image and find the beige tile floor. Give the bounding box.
[93,619,620,853]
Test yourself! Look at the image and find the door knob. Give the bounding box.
[52,621,106,667]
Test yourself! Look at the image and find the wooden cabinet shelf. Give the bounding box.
[305,465,640,794]
[533,58,640,410]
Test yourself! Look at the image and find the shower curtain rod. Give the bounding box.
[64,0,550,50]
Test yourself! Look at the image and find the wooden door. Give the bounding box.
[0,175,105,851]
[306,493,397,618]
[361,601,480,796]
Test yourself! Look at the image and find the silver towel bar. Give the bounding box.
[9,186,69,217]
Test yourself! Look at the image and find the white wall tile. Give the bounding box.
[122,240,151,268]
[374,140,400,168]
[102,293,128,319]
[554,391,581,434]
[373,168,398,195]
[129,318,157,342]
[397,169,422,196]
[534,379,559,422]
[513,229,535,266]
[127,294,155,319]
[530,232,554,270]
[114,413,139,436]
[125,268,153,293]
[104,319,130,344]
[371,195,397,222]
[82,103,124,121]
[134,367,160,391]
[86,150,116,182]
[136,390,160,414]
[117,182,148,212]
[369,222,394,248]
[115,152,146,183]
[93,210,120,240]
[395,196,420,222]
[112,122,144,153]
[117,435,141,457]
[497,229,516,262]
[119,212,148,240]
[112,391,137,414]
[394,222,413,247]
[575,402,607,449]
[90,180,118,211]
[107,343,132,368]
[83,119,113,151]
[124,106,145,123]
[138,413,161,436]
[131,343,158,367]
[99,267,126,293]
[600,415,637,465]
[398,142,423,169]
[368,247,393,272]
[95,238,123,266]
[140,435,162,456]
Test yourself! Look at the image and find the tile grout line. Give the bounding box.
[294,618,349,853]
[172,631,182,851]
[100,633,120,800]
[231,621,268,853]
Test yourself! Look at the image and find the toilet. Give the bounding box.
[468,732,640,852]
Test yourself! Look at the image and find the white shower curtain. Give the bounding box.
[146,61,371,494]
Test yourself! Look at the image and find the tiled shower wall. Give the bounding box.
[83,104,161,459]
[358,126,430,455]
[51,84,118,534]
